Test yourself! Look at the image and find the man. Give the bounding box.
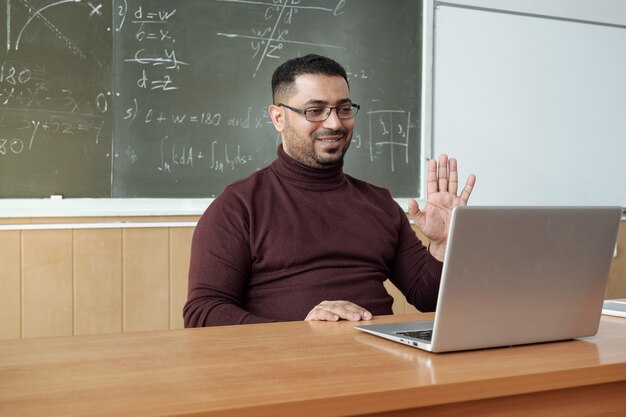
[184,54,475,326]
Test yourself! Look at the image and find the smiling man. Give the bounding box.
[184,54,475,327]
[271,72,355,168]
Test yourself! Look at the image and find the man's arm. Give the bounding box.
[390,154,474,311]
[390,207,444,312]
[183,195,273,327]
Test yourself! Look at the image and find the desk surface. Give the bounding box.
[1,313,626,417]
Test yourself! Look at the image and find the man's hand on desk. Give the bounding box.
[305,300,373,322]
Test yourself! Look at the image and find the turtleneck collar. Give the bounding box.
[270,144,346,191]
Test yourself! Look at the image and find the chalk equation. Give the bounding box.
[216,0,347,77]
[153,137,254,174]
[117,1,187,92]
[117,136,255,176]
[366,109,412,172]
[0,112,105,156]
[1,61,108,112]
[1,58,108,158]
[122,97,273,130]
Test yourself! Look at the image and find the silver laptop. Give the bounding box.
[356,206,621,353]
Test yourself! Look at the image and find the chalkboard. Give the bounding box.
[0,0,113,197]
[1,0,423,198]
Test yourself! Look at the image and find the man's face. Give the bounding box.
[269,74,354,169]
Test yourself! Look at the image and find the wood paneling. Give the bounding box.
[0,216,624,339]
[607,224,626,298]
[74,229,123,335]
[21,230,73,338]
[0,231,21,339]
[123,228,170,332]
[0,218,197,339]
[383,280,404,313]
[170,228,194,329]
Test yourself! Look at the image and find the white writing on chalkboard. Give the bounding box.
[118,3,187,92]
[154,137,253,175]
[1,58,107,159]
[0,116,105,156]
[1,0,112,196]
[122,97,275,132]
[216,0,347,77]
[11,0,88,58]
[0,63,32,84]
[367,110,411,172]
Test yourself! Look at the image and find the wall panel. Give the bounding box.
[123,228,170,332]
[74,229,123,335]
[21,230,73,338]
[170,228,194,329]
[0,231,21,339]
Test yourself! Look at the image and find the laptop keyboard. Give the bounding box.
[396,330,433,342]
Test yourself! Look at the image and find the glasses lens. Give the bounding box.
[305,105,359,121]
[304,107,328,121]
[340,105,359,119]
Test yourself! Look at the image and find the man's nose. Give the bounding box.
[322,108,344,129]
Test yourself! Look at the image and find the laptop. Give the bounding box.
[355,206,622,353]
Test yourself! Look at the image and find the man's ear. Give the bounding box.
[268,104,285,132]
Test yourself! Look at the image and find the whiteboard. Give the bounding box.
[432,4,626,207]
[434,0,626,27]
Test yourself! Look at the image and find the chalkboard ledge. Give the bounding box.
[0,198,421,218]
[0,199,211,218]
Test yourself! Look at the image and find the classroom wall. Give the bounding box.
[1,217,624,340]
[0,217,194,339]
[0,216,422,339]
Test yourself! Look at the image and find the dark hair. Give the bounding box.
[271,54,349,103]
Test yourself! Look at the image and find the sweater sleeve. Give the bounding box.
[183,192,274,327]
[388,205,444,312]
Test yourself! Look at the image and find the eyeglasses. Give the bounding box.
[278,103,360,122]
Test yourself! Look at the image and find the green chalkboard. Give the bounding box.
[1,0,422,198]
[0,0,112,197]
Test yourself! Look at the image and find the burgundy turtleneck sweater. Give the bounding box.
[183,145,443,327]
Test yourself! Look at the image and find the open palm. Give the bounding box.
[408,155,476,261]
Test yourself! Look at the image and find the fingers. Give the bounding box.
[426,158,438,195]
[407,199,425,229]
[305,300,373,322]
[407,198,420,219]
[428,154,473,200]
[448,158,459,195]
[438,154,449,192]
[459,174,477,204]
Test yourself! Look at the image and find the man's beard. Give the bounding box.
[283,123,352,169]
[311,128,351,166]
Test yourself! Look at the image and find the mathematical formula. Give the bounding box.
[0,113,105,157]
[122,97,273,130]
[217,0,347,77]
[117,2,186,92]
[155,137,254,174]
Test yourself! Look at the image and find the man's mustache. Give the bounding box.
[313,128,348,139]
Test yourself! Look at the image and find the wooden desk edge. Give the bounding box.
[2,314,626,417]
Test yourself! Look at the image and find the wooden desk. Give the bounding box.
[1,313,626,417]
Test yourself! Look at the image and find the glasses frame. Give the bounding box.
[278,103,360,122]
